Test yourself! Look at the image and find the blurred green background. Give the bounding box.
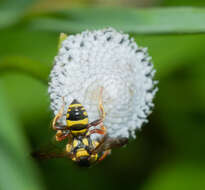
[0,0,205,190]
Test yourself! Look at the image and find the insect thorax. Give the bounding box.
[66,135,100,167]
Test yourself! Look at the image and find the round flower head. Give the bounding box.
[48,28,157,139]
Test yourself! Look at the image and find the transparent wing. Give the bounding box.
[31,151,69,160]
[94,135,129,153]
[31,140,72,160]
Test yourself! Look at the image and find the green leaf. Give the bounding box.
[29,7,205,35]
[142,162,205,190]
[134,34,205,78]
[0,55,50,84]
[0,0,35,28]
[0,28,58,84]
[0,80,45,190]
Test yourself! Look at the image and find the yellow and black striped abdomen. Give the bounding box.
[66,99,88,135]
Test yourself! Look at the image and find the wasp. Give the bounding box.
[52,87,106,141]
[33,88,128,167]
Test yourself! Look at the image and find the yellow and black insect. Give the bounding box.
[32,88,128,167]
[52,87,107,141]
[65,135,112,167]
[32,133,128,167]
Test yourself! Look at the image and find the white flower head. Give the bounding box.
[48,28,157,139]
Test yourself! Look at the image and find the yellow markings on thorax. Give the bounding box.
[92,140,100,148]
[73,139,78,147]
[76,148,89,157]
[66,118,88,126]
[82,138,89,146]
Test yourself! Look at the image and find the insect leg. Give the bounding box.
[87,86,105,128]
[52,97,66,130]
[99,124,107,133]
[88,119,103,127]
[99,86,105,120]
[98,149,111,162]
[87,121,107,136]
[55,130,71,142]
[88,128,106,135]
[32,151,73,160]
[87,87,107,136]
